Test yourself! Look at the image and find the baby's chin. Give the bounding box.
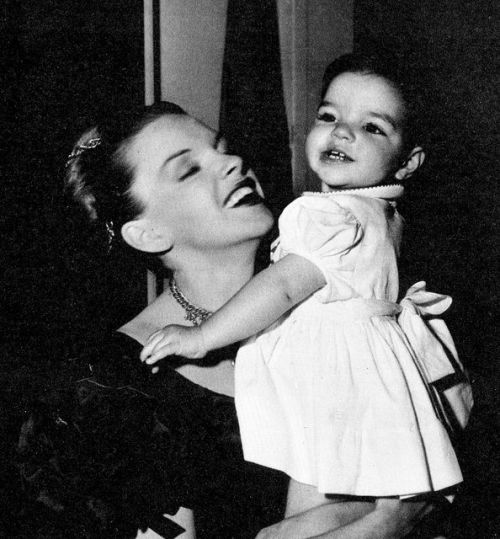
[317,174,358,190]
[316,168,394,191]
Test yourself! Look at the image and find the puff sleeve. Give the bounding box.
[276,196,362,302]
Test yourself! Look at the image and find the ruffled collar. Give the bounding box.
[302,183,404,200]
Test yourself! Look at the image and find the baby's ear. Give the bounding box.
[394,147,425,181]
[121,219,173,253]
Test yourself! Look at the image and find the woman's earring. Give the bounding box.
[105,221,116,253]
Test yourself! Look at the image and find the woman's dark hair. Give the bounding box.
[65,101,186,246]
[321,53,423,149]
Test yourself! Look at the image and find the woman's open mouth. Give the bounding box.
[224,178,264,208]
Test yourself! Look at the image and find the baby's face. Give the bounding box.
[306,72,407,191]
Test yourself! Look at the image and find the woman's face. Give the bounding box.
[125,114,273,253]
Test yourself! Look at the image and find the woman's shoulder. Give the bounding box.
[118,291,183,347]
[118,314,157,347]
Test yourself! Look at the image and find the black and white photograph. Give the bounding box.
[1,1,498,537]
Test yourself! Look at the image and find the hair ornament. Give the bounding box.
[105,220,116,252]
[65,137,102,168]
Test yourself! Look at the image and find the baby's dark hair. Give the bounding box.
[321,53,422,150]
[65,101,186,246]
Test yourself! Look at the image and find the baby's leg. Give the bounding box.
[312,497,438,539]
[285,478,329,517]
[283,478,375,536]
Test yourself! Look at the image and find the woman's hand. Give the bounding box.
[140,325,208,371]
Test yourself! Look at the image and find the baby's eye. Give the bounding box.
[364,123,386,136]
[317,111,336,123]
[179,165,200,180]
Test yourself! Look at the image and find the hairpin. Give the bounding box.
[65,137,102,167]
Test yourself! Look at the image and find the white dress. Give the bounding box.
[235,184,463,497]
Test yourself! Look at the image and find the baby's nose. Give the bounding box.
[331,121,354,141]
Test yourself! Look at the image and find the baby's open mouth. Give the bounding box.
[224,178,263,208]
[321,150,353,162]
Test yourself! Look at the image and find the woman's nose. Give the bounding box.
[221,153,243,177]
[331,121,354,142]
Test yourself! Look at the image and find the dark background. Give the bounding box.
[353,2,499,536]
[1,0,498,537]
[1,0,146,355]
[1,1,148,532]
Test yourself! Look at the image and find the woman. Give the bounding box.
[18,101,440,538]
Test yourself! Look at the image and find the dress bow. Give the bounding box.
[399,281,455,381]
[398,281,473,433]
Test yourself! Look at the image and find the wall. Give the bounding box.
[159,0,228,129]
[156,0,353,192]
[279,0,354,192]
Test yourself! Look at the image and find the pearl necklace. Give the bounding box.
[169,278,213,326]
[302,183,404,200]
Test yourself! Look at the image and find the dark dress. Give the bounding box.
[16,333,287,538]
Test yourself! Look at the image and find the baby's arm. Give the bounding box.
[202,253,325,350]
[141,254,325,364]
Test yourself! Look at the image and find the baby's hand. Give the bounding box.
[140,324,208,372]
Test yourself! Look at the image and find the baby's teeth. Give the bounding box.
[327,151,346,161]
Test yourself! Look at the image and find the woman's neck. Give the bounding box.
[170,247,257,312]
[119,241,260,345]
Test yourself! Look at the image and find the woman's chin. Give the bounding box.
[236,206,274,242]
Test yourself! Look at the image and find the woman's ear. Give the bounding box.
[121,219,173,253]
[394,147,426,181]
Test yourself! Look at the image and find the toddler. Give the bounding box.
[141,54,472,532]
